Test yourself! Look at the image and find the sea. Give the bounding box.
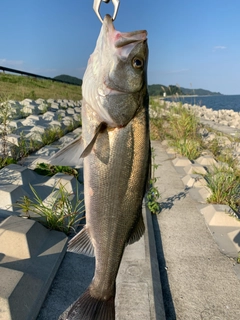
[164,95,240,113]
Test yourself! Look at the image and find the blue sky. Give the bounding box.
[0,0,239,94]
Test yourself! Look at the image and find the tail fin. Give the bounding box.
[66,288,115,320]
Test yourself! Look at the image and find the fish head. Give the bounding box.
[82,14,148,127]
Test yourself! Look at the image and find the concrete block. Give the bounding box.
[9,120,24,129]
[45,173,84,195]
[189,186,212,203]
[195,155,217,166]
[166,147,176,155]
[30,125,46,134]
[172,157,192,167]
[5,134,21,146]
[24,156,50,169]
[0,216,49,259]
[50,102,60,110]
[22,115,40,126]
[42,111,55,121]
[35,98,46,104]
[0,185,30,211]
[73,114,81,122]
[0,216,68,320]
[66,108,75,115]
[182,174,207,188]
[74,107,81,113]
[20,98,35,106]
[22,105,40,115]
[0,164,36,185]
[200,204,240,227]
[48,120,62,128]
[0,267,43,320]
[35,146,59,157]
[183,163,207,175]
[47,98,56,104]
[63,117,74,127]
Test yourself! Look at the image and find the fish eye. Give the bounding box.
[132,57,144,69]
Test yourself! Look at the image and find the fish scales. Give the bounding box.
[51,14,150,320]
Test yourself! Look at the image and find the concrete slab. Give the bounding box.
[0,216,68,320]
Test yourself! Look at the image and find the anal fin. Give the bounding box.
[68,226,95,257]
[128,214,145,245]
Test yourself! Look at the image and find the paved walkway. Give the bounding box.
[152,140,240,320]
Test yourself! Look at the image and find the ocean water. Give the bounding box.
[165,95,240,112]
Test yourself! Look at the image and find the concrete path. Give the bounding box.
[152,140,240,320]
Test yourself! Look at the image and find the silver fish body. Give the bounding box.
[57,15,150,320]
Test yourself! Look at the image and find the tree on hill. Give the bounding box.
[54,75,82,86]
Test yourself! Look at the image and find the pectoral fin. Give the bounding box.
[49,122,108,166]
[94,129,110,164]
[80,122,108,158]
[49,136,84,167]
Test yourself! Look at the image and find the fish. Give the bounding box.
[50,14,150,320]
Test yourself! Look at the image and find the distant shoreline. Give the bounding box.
[159,94,223,99]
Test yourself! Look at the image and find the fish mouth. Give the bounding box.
[103,14,147,48]
[98,85,127,96]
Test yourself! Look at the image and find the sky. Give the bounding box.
[0,0,239,95]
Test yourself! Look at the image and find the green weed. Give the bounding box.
[147,147,161,214]
[17,183,85,234]
[205,165,240,211]
[34,162,78,177]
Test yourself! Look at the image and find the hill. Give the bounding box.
[148,84,222,96]
[180,87,222,96]
[54,74,82,86]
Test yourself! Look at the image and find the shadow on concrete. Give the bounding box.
[160,187,190,210]
[233,231,240,248]
[152,214,176,320]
